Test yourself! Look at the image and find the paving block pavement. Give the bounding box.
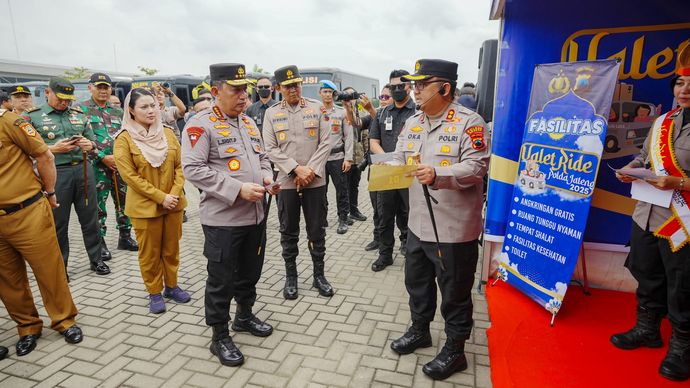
[0,181,492,387]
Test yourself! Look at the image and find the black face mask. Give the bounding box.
[391,89,407,102]
[257,88,271,99]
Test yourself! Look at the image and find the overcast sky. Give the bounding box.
[0,0,499,86]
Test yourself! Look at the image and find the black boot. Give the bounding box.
[659,326,690,381]
[209,324,244,366]
[391,325,432,355]
[100,237,112,261]
[312,261,334,297]
[284,262,298,300]
[610,305,663,350]
[371,255,393,272]
[0,345,7,360]
[337,218,349,234]
[117,230,139,251]
[349,208,367,221]
[423,338,468,380]
[231,305,273,337]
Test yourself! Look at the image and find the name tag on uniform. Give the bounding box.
[385,116,393,131]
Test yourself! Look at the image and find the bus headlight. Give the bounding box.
[627,130,636,139]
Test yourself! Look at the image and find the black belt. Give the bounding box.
[0,192,43,216]
[56,160,83,167]
[330,145,345,155]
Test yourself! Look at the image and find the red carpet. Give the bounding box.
[486,282,685,387]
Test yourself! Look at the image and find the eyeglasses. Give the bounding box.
[198,97,212,101]
[389,84,406,91]
[411,80,448,91]
[379,95,391,100]
[256,85,271,90]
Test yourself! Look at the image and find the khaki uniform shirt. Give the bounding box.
[113,126,187,218]
[181,106,273,227]
[0,110,48,206]
[392,103,490,243]
[324,105,354,162]
[630,108,690,231]
[263,98,332,190]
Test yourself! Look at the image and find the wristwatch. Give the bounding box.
[44,191,56,197]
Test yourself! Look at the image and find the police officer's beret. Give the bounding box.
[403,59,458,82]
[210,63,251,86]
[49,77,76,100]
[89,72,112,86]
[274,65,303,87]
[8,84,31,96]
[320,80,338,91]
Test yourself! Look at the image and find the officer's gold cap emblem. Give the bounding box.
[286,69,294,79]
[17,86,23,92]
[237,66,245,78]
[415,61,421,73]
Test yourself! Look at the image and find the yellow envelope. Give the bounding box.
[368,165,417,192]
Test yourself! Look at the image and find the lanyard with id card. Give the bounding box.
[384,115,393,131]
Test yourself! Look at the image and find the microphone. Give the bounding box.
[415,88,443,110]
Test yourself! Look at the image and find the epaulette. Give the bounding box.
[25,106,40,113]
[69,105,83,114]
[269,100,282,108]
[162,124,174,130]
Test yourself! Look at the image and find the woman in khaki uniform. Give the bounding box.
[114,88,189,314]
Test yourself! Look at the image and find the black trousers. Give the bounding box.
[370,190,380,242]
[202,224,264,326]
[377,188,409,258]
[405,231,478,340]
[277,186,327,264]
[54,164,102,267]
[627,222,690,329]
[348,166,362,212]
[325,159,350,220]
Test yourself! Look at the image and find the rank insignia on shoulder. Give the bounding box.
[187,126,204,148]
[446,109,455,121]
[242,116,250,125]
[212,106,226,122]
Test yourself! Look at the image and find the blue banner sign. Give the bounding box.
[497,60,620,314]
[485,0,690,247]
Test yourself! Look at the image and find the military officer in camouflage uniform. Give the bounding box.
[182,63,276,367]
[263,65,334,300]
[23,77,110,276]
[388,60,490,381]
[79,73,138,261]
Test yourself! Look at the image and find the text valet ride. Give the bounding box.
[497,59,620,319]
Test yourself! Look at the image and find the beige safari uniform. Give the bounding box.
[325,105,353,162]
[393,103,490,243]
[263,98,332,189]
[181,106,273,226]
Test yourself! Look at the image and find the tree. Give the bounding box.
[63,67,90,80]
[138,66,159,76]
[252,64,264,73]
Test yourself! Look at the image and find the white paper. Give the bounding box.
[612,166,658,180]
[630,180,673,208]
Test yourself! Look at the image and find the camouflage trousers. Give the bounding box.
[94,165,131,237]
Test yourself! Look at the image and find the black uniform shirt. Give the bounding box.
[245,99,276,134]
[369,98,416,152]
